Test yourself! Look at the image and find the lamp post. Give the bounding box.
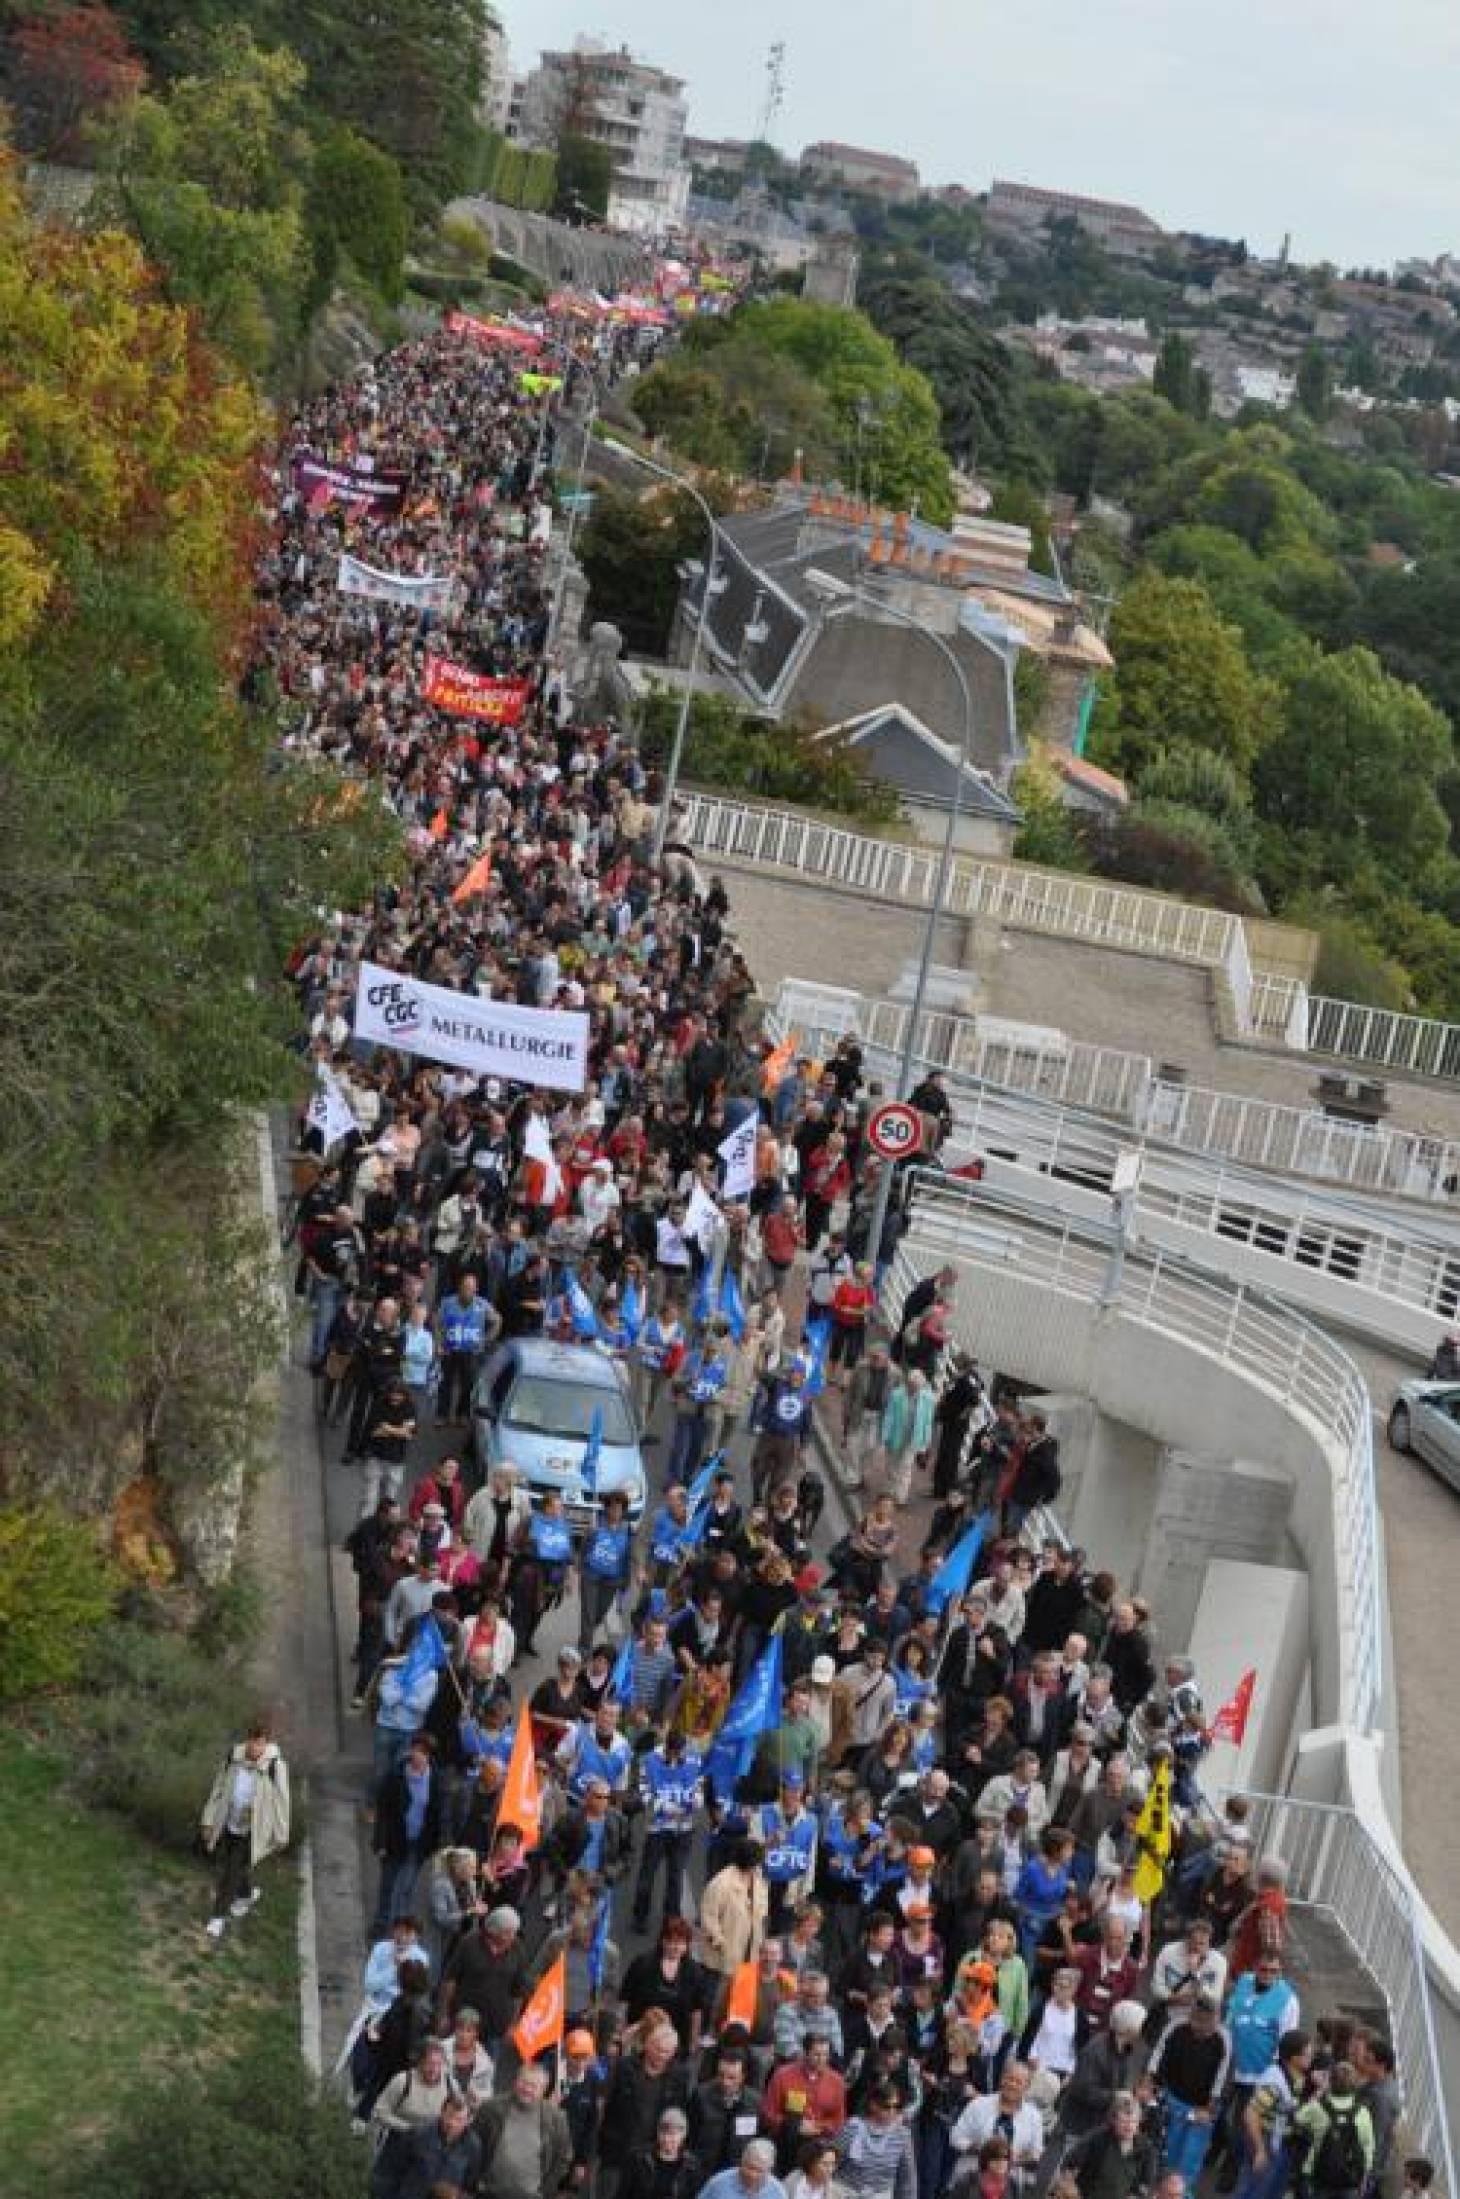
[802,566,977,1275]
[601,437,720,864]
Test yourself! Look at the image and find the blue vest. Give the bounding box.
[1228,1977,1293,2080]
[819,1808,864,1885]
[530,1513,573,1566]
[760,1804,818,1883]
[570,1727,632,1801]
[643,1750,704,1833]
[649,1508,689,1567]
[441,1296,488,1353]
[583,1523,630,1581]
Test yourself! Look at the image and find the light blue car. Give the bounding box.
[472,1335,646,1530]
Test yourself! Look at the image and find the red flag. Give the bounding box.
[512,1950,566,2061]
[1209,1668,1256,1746]
[427,807,449,841]
[452,851,493,905]
[499,1711,543,1853]
[725,1959,759,2029]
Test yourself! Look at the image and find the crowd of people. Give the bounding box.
[202,322,1431,2199]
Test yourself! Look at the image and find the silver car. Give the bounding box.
[1387,1379,1460,1492]
[473,1336,646,1529]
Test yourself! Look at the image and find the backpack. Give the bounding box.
[1309,2101,1367,2192]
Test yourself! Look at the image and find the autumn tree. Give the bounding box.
[2,1,144,160]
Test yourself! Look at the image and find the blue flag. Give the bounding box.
[680,1450,722,1546]
[619,1275,644,1345]
[691,1260,713,1329]
[927,1511,993,1615]
[565,1270,599,1340]
[801,1314,831,1398]
[718,1264,746,1342]
[588,1891,613,1996]
[580,1403,604,1497]
[609,1632,636,1704]
[399,1613,449,1692]
[704,1633,783,1798]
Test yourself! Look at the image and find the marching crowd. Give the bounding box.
[200,324,1431,2199]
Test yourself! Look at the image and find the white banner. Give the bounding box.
[337,552,454,611]
[354,960,589,1093]
[718,1110,758,1203]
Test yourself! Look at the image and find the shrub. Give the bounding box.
[639,689,899,824]
[73,1619,276,1854]
[69,2040,363,2199]
[0,1503,116,1701]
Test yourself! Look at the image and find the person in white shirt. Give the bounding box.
[978,1750,1051,1840]
[1025,1965,1083,2086]
[950,2063,1045,2180]
[1149,1920,1228,2020]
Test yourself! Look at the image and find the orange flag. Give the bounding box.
[499,1712,543,1853]
[725,1959,759,2029]
[428,807,450,840]
[512,1950,566,2061]
[452,851,493,905]
[760,1030,799,1097]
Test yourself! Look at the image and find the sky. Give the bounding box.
[499,0,1460,268]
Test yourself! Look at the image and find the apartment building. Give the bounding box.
[512,38,690,233]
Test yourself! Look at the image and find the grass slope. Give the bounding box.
[0,1732,298,2196]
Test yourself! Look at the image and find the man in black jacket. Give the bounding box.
[546,1782,632,1889]
[598,2022,691,2176]
[688,2045,764,2176]
[1022,1543,1089,1656]
[372,1732,444,1937]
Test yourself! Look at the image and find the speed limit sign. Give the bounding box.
[867,1101,923,1162]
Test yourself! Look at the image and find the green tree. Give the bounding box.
[1153,331,1197,414]
[578,481,731,657]
[1097,572,1279,777]
[116,28,312,376]
[1296,343,1333,422]
[1254,643,1451,883]
[553,131,613,221]
[305,124,408,304]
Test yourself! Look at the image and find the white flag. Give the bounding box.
[307,1070,358,1150]
[522,1109,562,1206]
[684,1178,723,1253]
[718,1110,758,1203]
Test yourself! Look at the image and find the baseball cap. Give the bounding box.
[810,1655,836,1685]
[780,1767,806,1790]
[566,2029,597,2055]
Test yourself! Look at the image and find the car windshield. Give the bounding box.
[506,1375,634,1446]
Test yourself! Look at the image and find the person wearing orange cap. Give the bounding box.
[561,2027,605,2184]
[896,1846,938,1921]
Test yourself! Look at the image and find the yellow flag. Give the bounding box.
[1131,1759,1172,1903]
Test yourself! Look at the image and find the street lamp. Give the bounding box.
[601,436,721,863]
[802,565,976,1274]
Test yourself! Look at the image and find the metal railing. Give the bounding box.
[685,790,1246,969]
[1224,1790,1456,2193]
[1304,991,1460,1080]
[773,977,1460,1209]
[695,791,1460,1083]
[889,1171,1384,1735]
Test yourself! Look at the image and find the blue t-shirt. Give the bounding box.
[688,1355,728,1405]
[583,1523,631,1581]
[649,1507,690,1567]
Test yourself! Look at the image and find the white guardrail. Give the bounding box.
[770,988,1460,1356]
[885,1179,1458,2182]
[776,976,1460,1204]
[689,793,1460,1078]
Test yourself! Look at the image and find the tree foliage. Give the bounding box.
[2,0,144,158]
[1096,572,1280,777]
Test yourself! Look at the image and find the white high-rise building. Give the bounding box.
[479,12,513,134]
[511,37,690,234]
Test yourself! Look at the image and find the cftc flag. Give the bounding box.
[1131,1758,1173,1903]
[717,1110,758,1203]
[306,1069,358,1150]
[704,1634,783,1798]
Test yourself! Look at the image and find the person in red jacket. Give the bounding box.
[828,1261,877,1378]
[802,1131,851,1252]
[760,1194,803,1296]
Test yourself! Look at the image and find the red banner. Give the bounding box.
[422,655,531,725]
[444,309,542,355]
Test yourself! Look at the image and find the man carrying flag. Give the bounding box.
[926,1511,992,1617]
[1132,1751,1175,1906]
